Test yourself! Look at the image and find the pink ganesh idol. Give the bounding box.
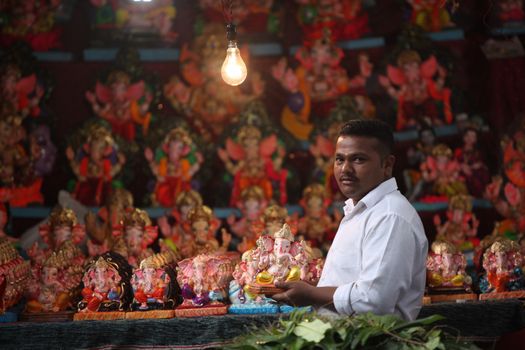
[227,185,268,253]
[419,144,468,202]
[66,124,126,206]
[218,125,288,206]
[27,207,86,272]
[25,247,84,315]
[229,223,323,313]
[176,253,237,317]
[179,205,230,259]
[112,208,157,268]
[86,70,152,141]
[144,127,203,207]
[434,194,480,252]
[297,183,339,255]
[157,190,203,257]
[425,241,475,303]
[379,49,452,130]
[129,252,182,318]
[76,252,133,319]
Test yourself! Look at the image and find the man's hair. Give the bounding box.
[338,119,394,157]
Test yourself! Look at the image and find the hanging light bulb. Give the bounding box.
[221,23,247,86]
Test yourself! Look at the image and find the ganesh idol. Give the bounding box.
[144,127,203,207]
[66,123,126,206]
[76,252,133,319]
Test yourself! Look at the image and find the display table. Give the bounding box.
[0,300,524,350]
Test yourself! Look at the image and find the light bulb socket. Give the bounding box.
[226,23,237,41]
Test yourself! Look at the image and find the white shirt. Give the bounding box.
[317,177,428,321]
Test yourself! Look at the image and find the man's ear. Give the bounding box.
[384,154,396,177]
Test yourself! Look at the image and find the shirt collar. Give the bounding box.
[342,177,398,216]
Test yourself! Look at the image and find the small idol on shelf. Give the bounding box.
[417,144,468,202]
[0,238,31,316]
[495,0,525,26]
[144,127,203,207]
[227,186,267,253]
[346,53,377,118]
[180,205,230,259]
[0,62,43,119]
[454,127,490,197]
[27,207,86,272]
[112,208,158,268]
[66,124,126,206]
[163,24,264,139]
[217,125,288,206]
[157,190,203,256]
[479,239,525,300]
[271,28,349,140]
[434,194,480,254]
[129,252,182,319]
[0,116,53,207]
[85,188,135,257]
[85,70,153,142]
[295,0,369,41]
[25,248,84,316]
[0,1,65,51]
[404,127,436,201]
[175,253,237,317]
[379,50,452,130]
[425,241,476,303]
[406,0,455,32]
[297,183,339,255]
[484,123,525,234]
[75,252,133,320]
[229,224,323,314]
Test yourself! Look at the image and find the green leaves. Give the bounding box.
[293,319,332,343]
[226,311,480,350]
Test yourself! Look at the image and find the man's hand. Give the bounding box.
[273,281,337,309]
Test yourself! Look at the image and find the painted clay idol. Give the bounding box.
[85,70,152,142]
[75,252,133,320]
[227,186,267,253]
[297,183,338,255]
[112,208,157,268]
[157,190,203,256]
[129,252,182,319]
[144,127,203,207]
[229,224,323,314]
[217,125,288,206]
[425,241,476,303]
[379,50,453,130]
[176,253,237,317]
[479,239,525,300]
[454,127,490,197]
[66,124,125,206]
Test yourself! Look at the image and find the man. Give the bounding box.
[273,119,428,321]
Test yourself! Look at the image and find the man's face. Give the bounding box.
[333,135,394,204]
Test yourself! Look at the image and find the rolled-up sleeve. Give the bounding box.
[332,214,418,316]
